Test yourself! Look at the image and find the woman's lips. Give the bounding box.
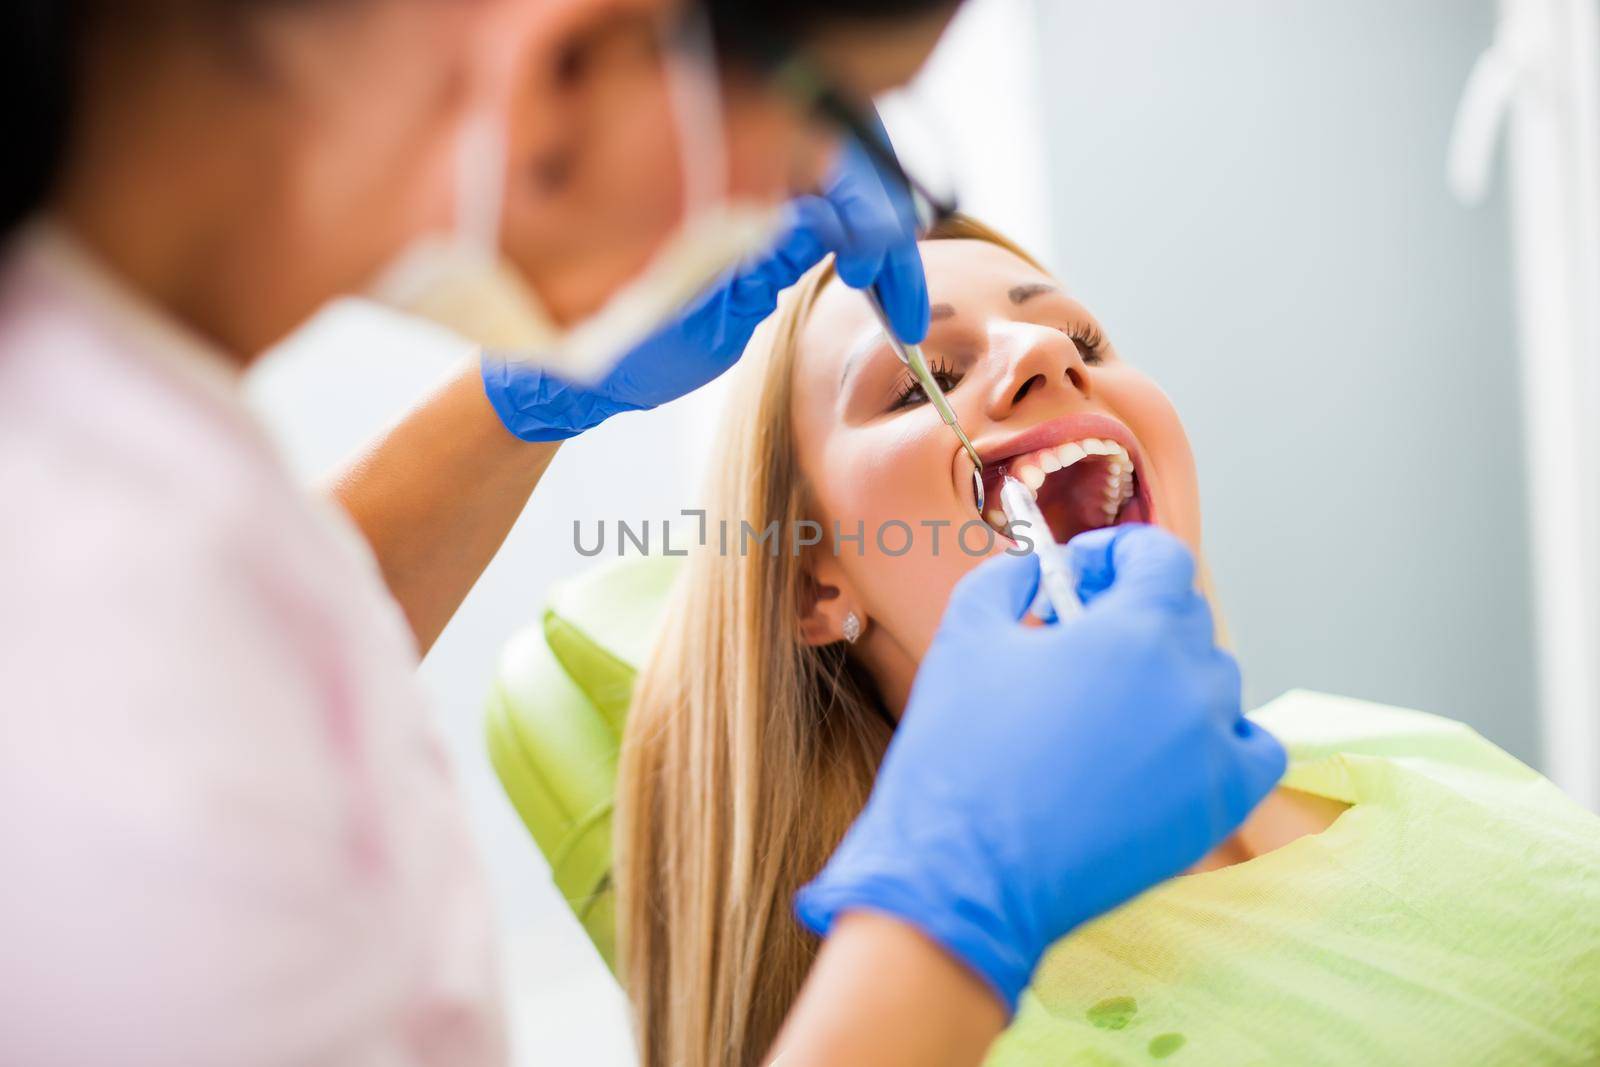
[975,412,1146,470]
[968,413,1157,542]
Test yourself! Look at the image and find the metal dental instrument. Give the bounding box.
[999,475,1082,622]
[864,285,986,512]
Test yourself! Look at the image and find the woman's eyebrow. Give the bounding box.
[839,302,958,388]
[1009,282,1060,304]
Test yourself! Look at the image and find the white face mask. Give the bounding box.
[367,15,782,385]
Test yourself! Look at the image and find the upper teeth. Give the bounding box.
[1103,462,1134,519]
[1006,437,1132,499]
[991,436,1140,534]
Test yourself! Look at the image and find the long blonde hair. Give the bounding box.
[616,218,1059,1067]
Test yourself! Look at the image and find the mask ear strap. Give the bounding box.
[453,111,510,260]
[660,3,730,219]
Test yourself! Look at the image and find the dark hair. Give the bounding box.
[0,0,958,243]
[2,2,79,240]
[0,0,318,243]
[705,0,960,70]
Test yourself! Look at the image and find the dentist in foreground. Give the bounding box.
[0,1,1284,1065]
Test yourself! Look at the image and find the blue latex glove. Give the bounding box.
[482,138,930,442]
[795,525,1286,1011]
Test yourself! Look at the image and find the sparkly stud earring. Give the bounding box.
[842,611,863,645]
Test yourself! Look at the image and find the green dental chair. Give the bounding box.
[485,555,684,971]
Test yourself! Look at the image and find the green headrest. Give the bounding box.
[485,555,684,971]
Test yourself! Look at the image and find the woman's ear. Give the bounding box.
[797,555,866,647]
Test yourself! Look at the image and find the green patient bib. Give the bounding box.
[988,690,1600,1067]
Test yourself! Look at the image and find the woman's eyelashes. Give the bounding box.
[1055,321,1109,365]
[888,356,963,411]
[881,319,1110,413]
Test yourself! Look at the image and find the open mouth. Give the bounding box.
[977,418,1154,544]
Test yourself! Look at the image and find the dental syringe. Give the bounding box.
[999,475,1082,623]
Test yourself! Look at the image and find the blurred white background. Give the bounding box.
[246,1,1599,1062]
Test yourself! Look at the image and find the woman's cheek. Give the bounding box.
[844,548,979,657]
[1098,372,1203,551]
[821,428,999,655]
[821,420,949,529]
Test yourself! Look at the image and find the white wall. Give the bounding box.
[891,0,1545,768]
[1034,0,1541,765]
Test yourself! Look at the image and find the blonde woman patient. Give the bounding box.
[614,217,1600,1067]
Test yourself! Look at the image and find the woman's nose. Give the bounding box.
[982,323,1092,420]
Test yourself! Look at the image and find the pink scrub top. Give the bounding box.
[0,225,505,1067]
